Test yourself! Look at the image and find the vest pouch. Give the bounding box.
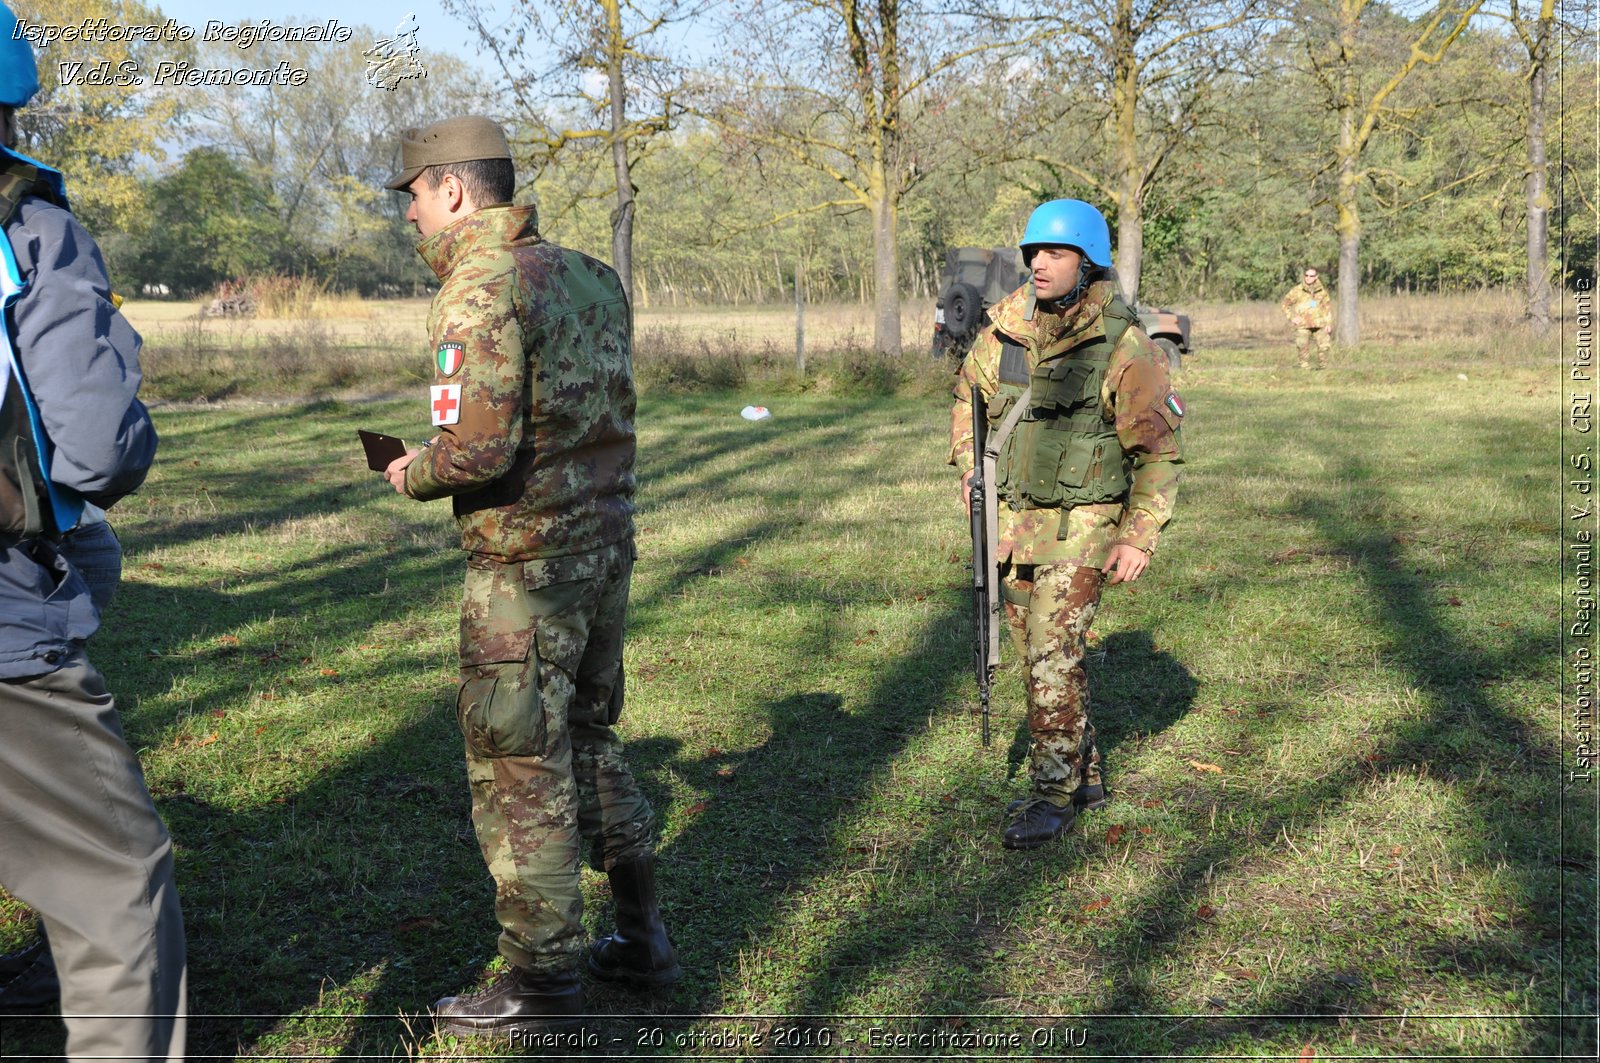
[1021,426,1133,508]
[984,391,1015,423]
[1058,435,1099,490]
[1085,440,1133,502]
[1035,361,1095,414]
[1020,423,1074,507]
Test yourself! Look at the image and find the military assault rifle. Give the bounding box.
[968,383,1031,747]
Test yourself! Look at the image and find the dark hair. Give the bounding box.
[420,157,515,207]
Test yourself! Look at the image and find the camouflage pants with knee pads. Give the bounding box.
[457,540,654,973]
[1000,562,1104,803]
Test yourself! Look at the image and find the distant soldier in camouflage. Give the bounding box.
[381,116,678,1037]
[951,199,1184,850]
[1280,267,1333,369]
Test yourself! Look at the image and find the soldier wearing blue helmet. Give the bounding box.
[950,199,1185,849]
[0,4,187,1056]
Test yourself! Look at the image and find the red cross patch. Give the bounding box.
[430,384,461,426]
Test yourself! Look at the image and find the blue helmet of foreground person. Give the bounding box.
[0,2,40,108]
[1020,198,1112,269]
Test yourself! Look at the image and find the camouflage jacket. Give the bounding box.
[1280,281,1332,329]
[403,205,636,563]
[949,279,1183,568]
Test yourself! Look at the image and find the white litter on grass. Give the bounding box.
[741,405,772,421]
[1457,373,1469,381]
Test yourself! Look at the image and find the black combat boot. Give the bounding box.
[587,855,681,987]
[1072,782,1109,810]
[1002,796,1078,850]
[432,965,584,1035]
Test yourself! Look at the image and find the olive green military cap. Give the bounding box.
[385,115,512,190]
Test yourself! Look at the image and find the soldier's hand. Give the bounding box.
[385,449,421,495]
[1102,544,1149,585]
[960,469,975,509]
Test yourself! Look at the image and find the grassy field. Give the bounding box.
[0,296,1590,1060]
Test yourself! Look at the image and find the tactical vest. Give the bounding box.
[0,149,81,540]
[990,297,1136,510]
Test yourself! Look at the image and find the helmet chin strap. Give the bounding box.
[1039,260,1092,312]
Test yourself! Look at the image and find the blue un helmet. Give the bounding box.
[0,2,40,108]
[1019,199,1112,269]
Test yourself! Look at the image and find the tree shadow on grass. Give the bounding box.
[547,629,1197,1051]
[896,446,1571,1056]
[1000,630,1202,787]
[777,635,1197,1019]
[1022,456,1573,1056]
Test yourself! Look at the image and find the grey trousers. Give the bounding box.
[0,650,186,1061]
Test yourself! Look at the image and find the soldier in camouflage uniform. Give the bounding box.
[1279,267,1333,369]
[381,116,678,1037]
[951,199,1184,850]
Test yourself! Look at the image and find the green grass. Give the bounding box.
[0,345,1588,1060]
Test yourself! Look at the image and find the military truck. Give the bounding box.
[931,247,1192,371]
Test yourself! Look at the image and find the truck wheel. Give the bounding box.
[939,282,983,340]
[1155,337,1182,372]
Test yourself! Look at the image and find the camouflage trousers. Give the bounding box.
[1000,562,1104,803]
[1294,326,1331,368]
[456,541,654,974]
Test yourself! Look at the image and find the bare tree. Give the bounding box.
[706,1,1018,356]
[446,0,700,306]
[184,25,496,286]
[995,0,1261,304]
[1496,0,1557,330]
[1299,0,1484,346]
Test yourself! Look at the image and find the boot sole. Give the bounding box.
[1001,832,1064,850]
[433,1014,585,1037]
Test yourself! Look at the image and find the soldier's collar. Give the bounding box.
[417,203,540,280]
[1014,280,1113,351]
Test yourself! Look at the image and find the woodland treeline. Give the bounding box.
[11,0,1596,352]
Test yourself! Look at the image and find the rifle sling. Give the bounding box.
[979,386,1032,675]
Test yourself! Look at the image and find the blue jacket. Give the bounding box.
[0,148,156,677]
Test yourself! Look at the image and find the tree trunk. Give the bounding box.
[1111,0,1143,303]
[605,0,636,308]
[1526,2,1554,331]
[871,187,902,355]
[1334,9,1361,347]
[1336,151,1361,347]
[1116,201,1144,307]
[795,258,806,375]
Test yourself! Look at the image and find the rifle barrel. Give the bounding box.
[970,384,991,747]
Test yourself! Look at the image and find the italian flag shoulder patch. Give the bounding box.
[436,342,465,377]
